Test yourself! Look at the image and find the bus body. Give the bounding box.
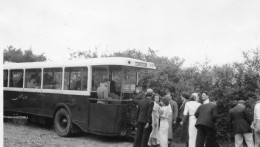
[3,57,156,137]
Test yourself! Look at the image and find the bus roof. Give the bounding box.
[3,57,156,70]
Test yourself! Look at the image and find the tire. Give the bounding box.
[54,108,72,137]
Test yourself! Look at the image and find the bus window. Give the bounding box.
[4,70,8,87]
[64,67,88,91]
[43,68,62,89]
[9,69,24,88]
[122,68,137,92]
[92,67,108,91]
[25,69,41,89]
[112,70,122,93]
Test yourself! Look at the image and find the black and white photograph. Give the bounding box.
[1,0,260,147]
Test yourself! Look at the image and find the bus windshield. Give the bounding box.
[91,65,140,96]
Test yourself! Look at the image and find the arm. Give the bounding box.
[147,102,154,124]
[244,108,253,124]
[212,104,218,122]
[104,88,109,99]
[251,105,257,129]
[144,102,154,128]
[195,105,201,118]
[135,103,140,122]
[182,103,188,124]
[172,102,178,121]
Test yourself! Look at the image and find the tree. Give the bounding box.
[69,49,98,59]
[4,45,46,63]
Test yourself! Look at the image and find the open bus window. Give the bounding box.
[25,69,41,89]
[4,70,8,87]
[92,67,108,91]
[43,68,62,89]
[64,67,88,91]
[9,69,24,88]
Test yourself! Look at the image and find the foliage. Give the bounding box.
[4,46,46,63]
[69,49,98,59]
[4,45,260,142]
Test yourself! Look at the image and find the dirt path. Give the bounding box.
[4,118,132,147]
[4,117,187,147]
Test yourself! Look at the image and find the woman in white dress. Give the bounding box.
[158,97,172,147]
[148,94,161,146]
[183,93,201,147]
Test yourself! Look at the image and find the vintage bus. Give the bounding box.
[3,57,156,137]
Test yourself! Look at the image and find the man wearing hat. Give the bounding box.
[228,100,254,147]
[133,88,154,147]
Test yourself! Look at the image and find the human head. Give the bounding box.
[238,100,246,108]
[135,85,142,93]
[190,93,199,102]
[202,92,209,101]
[161,97,169,106]
[181,91,190,101]
[99,79,109,87]
[154,94,160,103]
[146,88,154,98]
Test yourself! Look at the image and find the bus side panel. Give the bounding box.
[4,90,90,132]
[88,104,123,135]
[4,90,25,113]
[65,94,90,132]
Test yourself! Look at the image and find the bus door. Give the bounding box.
[88,66,123,135]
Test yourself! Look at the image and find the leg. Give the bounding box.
[243,133,254,147]
[205,127,216,147]
[140,125,152,147]
[234,134,243,147]
[189,117,197,147]
[133,122,144,147]
[195,125,207,147]
[255,130,260,147]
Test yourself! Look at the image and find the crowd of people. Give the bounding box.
[132,87,260,147]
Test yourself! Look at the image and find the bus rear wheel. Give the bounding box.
[54,108,72,137]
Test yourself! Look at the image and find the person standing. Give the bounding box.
[148,94,160,147]
[183,93,201,147]
[228,100,254,147]
[158,97,172,147]
[133,88,154,147]
[195,96,218,147]
[179,91,190,146]
[251,91,260,147]
[164,88,178,145]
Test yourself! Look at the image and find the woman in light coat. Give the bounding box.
[158,97,172,147]
[183,93,201,147]
[148,94,161,146]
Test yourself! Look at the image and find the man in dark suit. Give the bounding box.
[228,100,254,147]
[133,88,154,147]
[195,98,218,147]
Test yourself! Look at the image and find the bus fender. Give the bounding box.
[53,103,72,118]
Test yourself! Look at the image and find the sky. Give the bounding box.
[1,0,260,66]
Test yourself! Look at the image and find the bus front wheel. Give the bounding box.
[54,108,72,137]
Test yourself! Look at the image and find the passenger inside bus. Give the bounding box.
[97,79,110,104]
[108,74,116,94]
[74,80,81,90]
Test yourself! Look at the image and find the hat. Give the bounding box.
[146,88,154,96]
[238,100,245,104]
